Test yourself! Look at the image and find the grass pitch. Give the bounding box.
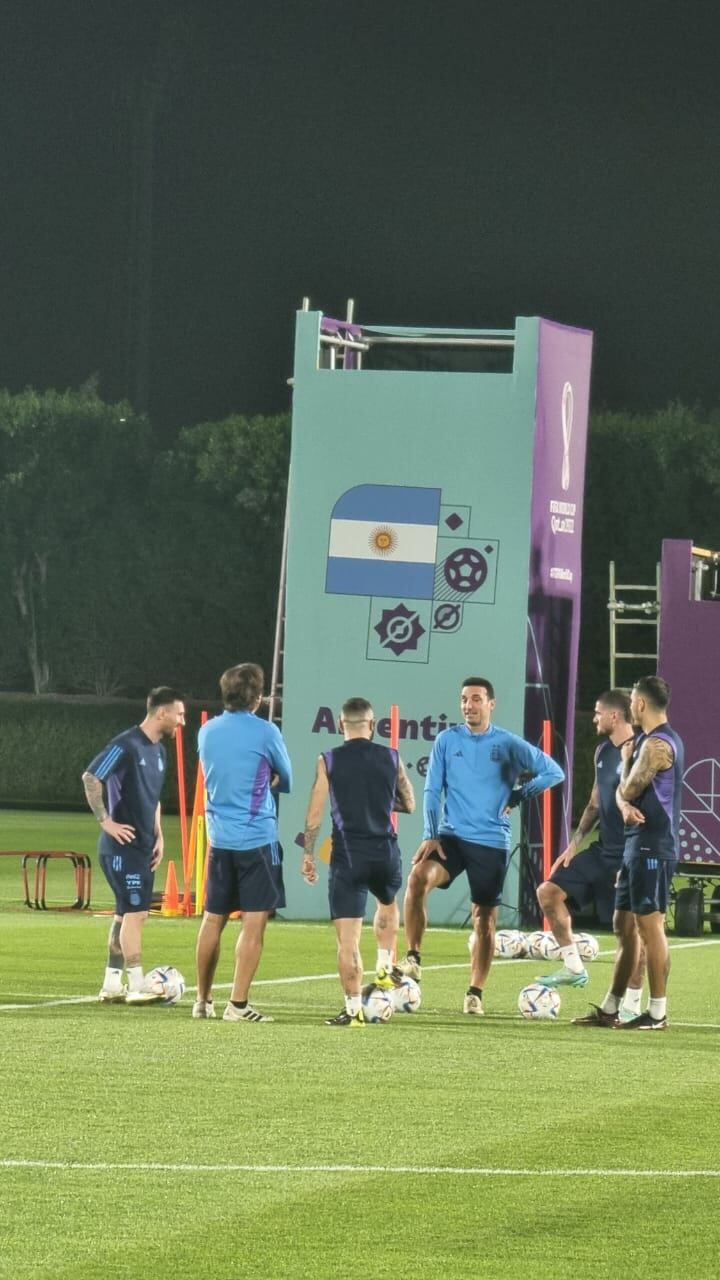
[1,812,720,1278]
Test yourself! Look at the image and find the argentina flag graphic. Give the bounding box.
[325,484,441,599]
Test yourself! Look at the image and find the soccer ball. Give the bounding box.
[574,932,600,961]
[145,966,186,1004]
[540,932,563,961]
[493,929,527,958]
[525,930,549,960]
[362,983,394,1023]
[518,983,561,1020]
[391,976,421,1013]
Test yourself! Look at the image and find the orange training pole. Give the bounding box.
[182,710,208,916]
[542,719,553,930]
[175,722,189,882]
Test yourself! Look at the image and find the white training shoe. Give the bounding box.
[222,1002,274,1023]
[126,989,163,1005]
[463,992,485,1016]
[192,999,216,1019]
[396,955,422,982]
[98,985,127,1004]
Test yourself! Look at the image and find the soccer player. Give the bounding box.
[535,689,646,1014]
[573,675,684,1030]
[301,696,415,1027]
[398,676,564,1014]
[82,686,186,1004]
[193,663,292,1023]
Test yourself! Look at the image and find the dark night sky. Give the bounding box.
[2,0,720,431]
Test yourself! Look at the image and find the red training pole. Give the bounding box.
[542,719,553,930]
[390,704,400,833]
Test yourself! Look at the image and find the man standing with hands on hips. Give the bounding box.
[83,686,186,1004]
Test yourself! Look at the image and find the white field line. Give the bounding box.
[2,937,720,1014]
[0,1157,719,1179]
[0,963,504,1012]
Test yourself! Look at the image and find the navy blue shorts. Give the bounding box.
[99,844,154,914]
[550,844,622,926]
[329,840,402,920]
[205,843,286,915]
[428,836,508,908]
[615,854,676,916]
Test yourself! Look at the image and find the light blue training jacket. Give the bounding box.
[199,710,292,851]
[423,722,564,851]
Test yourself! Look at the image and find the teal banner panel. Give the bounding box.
[279,313,587,924]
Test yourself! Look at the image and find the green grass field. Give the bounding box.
[1,811,720,1278]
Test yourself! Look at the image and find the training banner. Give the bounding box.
[658,540,720,869]
[280,313,592,923]
[522,320,593,923]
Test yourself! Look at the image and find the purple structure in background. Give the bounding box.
[522,320,593,923]
[320,316,363,370]
[658,539,720,867]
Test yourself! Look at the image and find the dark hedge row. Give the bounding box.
[0,695,217,810]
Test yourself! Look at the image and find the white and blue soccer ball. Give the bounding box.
[362,984,394,1023]
[574,932,600,961]
[391,976,421,1013]
[524,930,561,961]
[145,966,186,1004]
[518,983,561,1020]
[540,932,563,961]
[525,930,550,960]
[493,929,528,958]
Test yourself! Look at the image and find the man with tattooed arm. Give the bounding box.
[573,675,684,1030]
[82,687,186,1004]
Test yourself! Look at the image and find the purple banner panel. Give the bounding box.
[320,316,363,370]
[522,320,593,922]
[658,539,720,868]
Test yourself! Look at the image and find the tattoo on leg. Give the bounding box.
[107,920,123,968]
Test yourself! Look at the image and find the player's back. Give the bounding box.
[323,739,397,849]
[199,710,290,850]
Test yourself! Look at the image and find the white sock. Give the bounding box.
[346,994,362,1016]
[621,986,643,1016]
[600,991,620,1015]
[559,943,584,975]
[648,997,667,1020]
[103,966,123,990]
[127,965,144,993]
[376,949,392,971]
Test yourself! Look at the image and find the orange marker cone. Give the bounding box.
[161,860,181,917]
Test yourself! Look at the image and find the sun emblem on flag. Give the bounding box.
[369,525,397,557]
